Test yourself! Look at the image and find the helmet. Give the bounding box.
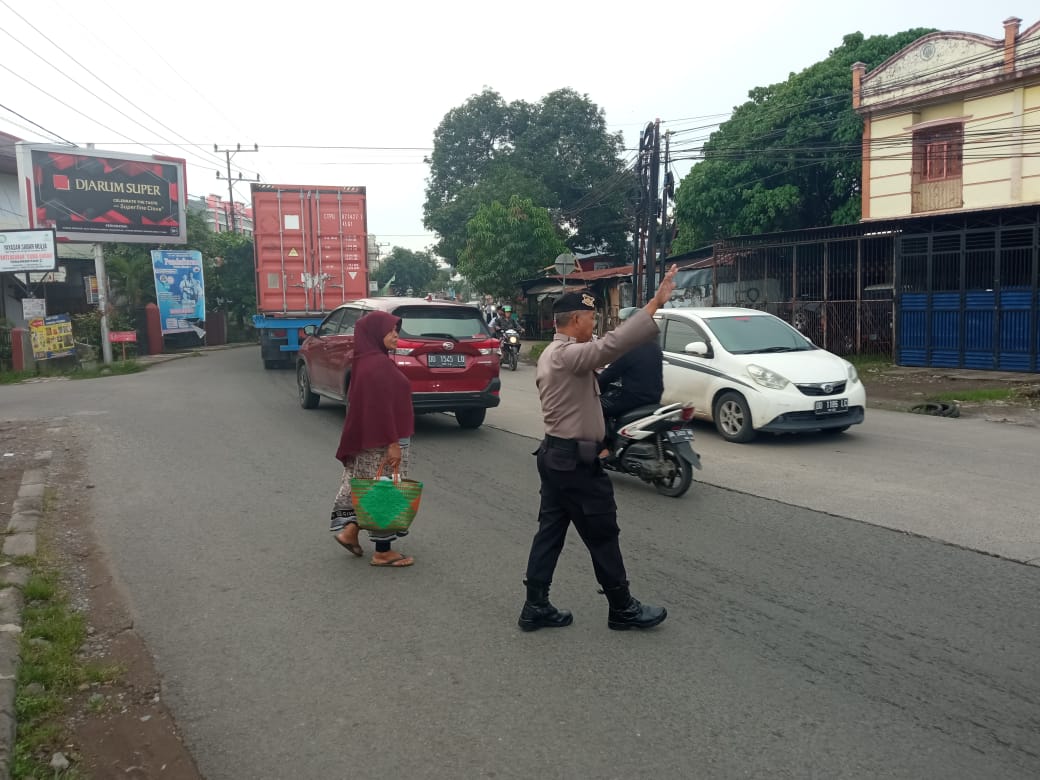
[502,305,512,312]
[618,307,639,321]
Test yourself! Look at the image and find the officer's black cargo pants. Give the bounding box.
[524,439,627,588]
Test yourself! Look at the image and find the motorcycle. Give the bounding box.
[602,401,702,498]
[497,328,521,371]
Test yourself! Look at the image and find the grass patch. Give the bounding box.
[12,566,122,778]
[0,360,143,384]
[527,341,549,362]
[846,354,893,374]
[0,370,37,385]
[929,388,1016,403]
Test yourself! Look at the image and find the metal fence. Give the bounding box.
[682,227,898,357]
[896,212,1039,370]
[0,326,11,371]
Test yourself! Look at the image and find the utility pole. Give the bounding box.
[645,119,661,299]
[214,143,259,233]
[632,121,661,305]
[659,130,675,283]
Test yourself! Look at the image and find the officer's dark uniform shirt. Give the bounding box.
[597,339,664,406]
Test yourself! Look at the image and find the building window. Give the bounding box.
[914,125,963,182]
[911,124,963,212]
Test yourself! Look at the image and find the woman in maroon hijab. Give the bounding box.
[330,310,416,567]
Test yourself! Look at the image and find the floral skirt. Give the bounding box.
[329,444,411,541]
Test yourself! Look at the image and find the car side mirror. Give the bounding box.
[684,341,709,356]
[303,324,317,336]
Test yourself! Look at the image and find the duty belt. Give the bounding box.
[544,434,602,451]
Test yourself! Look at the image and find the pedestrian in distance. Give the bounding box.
[518,265,679,632]
[329,310,416,567]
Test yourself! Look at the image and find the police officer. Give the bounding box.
[518,265,678,632]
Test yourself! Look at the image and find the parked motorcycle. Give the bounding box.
[498,328,521,371]
[602,402,701,497]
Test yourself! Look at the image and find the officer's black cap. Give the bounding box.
[553,292,598,313]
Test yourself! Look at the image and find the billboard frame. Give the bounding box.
[15,143,188,244]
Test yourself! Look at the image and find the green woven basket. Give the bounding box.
[350,472,424,533]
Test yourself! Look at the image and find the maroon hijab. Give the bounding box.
[335,310,415,464]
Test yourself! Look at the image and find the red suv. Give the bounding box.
[296,297,501,429]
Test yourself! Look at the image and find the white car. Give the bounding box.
[654,307,866,443]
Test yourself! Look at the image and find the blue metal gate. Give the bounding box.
[896,215,1039,372]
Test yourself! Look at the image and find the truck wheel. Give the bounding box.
[297,364,320,409]
[455,408,486,429]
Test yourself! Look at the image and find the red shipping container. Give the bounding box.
[251,184,369,315]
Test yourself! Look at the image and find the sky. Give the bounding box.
[0,0,1028,257]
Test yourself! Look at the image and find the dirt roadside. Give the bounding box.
[0,419,201,779]
[0,364,1037,777]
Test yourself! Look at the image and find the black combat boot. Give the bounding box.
[602,583,667,631]
[518,579,573,632]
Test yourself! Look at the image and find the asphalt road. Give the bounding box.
[2,346,1038,779]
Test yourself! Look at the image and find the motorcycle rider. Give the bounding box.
[492,305,521,336]
[598,307,664,455]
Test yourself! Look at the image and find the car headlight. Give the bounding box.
[846,362,860,384]
[747,363,790,390]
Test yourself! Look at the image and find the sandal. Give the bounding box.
[370,553,414,568]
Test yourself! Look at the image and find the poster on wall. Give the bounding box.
[22,298,47,319]
[151,249,205,335]
[16,144,187,244]
[28,314,75,360]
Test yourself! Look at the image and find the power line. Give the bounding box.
[0,61,164,154]
[0,0,261,177]
[0,101,76,146]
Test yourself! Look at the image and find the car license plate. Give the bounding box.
[814,398,848,415]
[428,354,466,368]
[665,428,695,442]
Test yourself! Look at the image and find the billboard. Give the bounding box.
[0,228,57,272]
[16,144,187,244]
[151,249,205,335]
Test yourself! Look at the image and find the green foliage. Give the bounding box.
[206,229,256,326]
[672,29,934,251]
[374,247,440,296]
[424,87,631,265]
[459,195,567,300]
[94,209,256,337]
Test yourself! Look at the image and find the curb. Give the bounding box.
[0,448,51,779]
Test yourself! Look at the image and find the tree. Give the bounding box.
[206,230,256,327]
[671,29,934,252]
[373,247,439,296]
[458,195,567,300]
[103,211,213,308]
[424,88,631,265]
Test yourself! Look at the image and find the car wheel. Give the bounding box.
[455,408,486,429]
[713,391,755,443]
[297,363,320,409]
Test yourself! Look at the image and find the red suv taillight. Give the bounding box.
[394,338,422,356]
[475,339,498,356]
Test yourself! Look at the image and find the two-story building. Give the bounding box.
[855,17,1040,219]
[852,17,1040,370]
